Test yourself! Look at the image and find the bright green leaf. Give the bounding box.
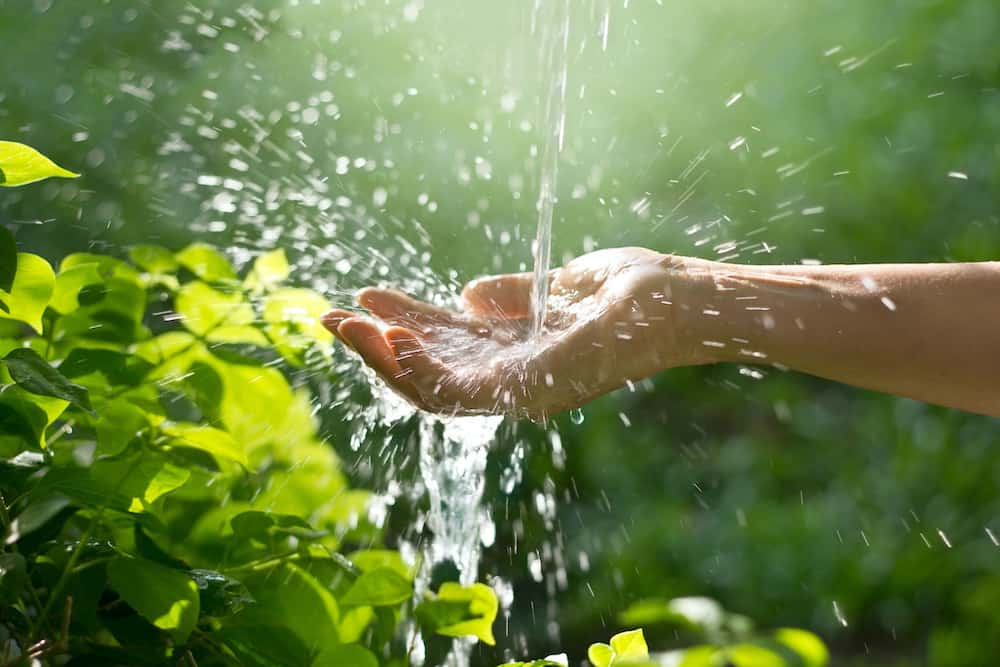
[175,281,266,344]
[0,141,79,187]
[161,422,246,466]
[588,629,650,667]
[416,582,498,646]
[340,567,412,607]
[176,243,236,282]
[610,629,650,662]
[726,644,785,667]
[127,462,190,512]
[774,628,829,667]
[500,658,568,667]
[4,348,92,411]
[107,557,200,643]
[49,262,102,314]
[0,253,55,333]
[130,244,179,274]
[245,248,290,289]
[588,643,614,667]
[0,383,68,450]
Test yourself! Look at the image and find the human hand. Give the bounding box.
[321,247,706,419]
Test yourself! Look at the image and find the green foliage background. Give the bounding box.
[2,0,1000,665]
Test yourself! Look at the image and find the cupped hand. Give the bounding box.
[321,247,700,420]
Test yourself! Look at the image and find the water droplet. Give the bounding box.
[569,408,584,425]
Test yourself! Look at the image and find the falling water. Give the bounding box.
[528,0,571,339]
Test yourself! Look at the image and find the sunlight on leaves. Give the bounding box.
[0,254,55,333]
[0,141,79,187]
[108,557,200,643]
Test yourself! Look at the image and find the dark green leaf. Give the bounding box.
[0,225,15,293]
[61,349,154,386]
[207,342,280,366]
[107,557,200,644]
[4,347,92,412]
[0,552,27,604]
[35,466,131,511]
[0,400,49,454]
[77,283,107,306]
[0,451,45,491]
[340,567,412,607]
[5,493,73,545]
[183,361,223,421]
[189,569,254,618]
[134,525,188,570]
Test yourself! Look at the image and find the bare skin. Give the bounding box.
[321,248,1000,419]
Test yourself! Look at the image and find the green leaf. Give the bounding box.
[0,141,79,187]
[130,244,179,274]
[174,280,267,344]
[0,253,55,333]
[161,422,246,466]
[262,288,333,361]
[0,552,27,604]
[500,659,568,667]
[588,629,650,667]
[95,399,149,455]
[188,569,254,618]
[725,644,785,667]
[49,262,103,314]
[416,582,498,646]
[4,347,92,412]
[245,248,290,289]
[5,493,72,545]
[350,549,416,581]
[236,562,341,655]
[610,629,650,662]
[127,462,190,512]
[313,644,378,667]
[230,510,326,544]
[107,557,200,643]
[175,243,237,282]
[340,567,412,607]
[620,597,726,634]
[774,629,829,667]
[61,348,154,387]
[588,643,614,667]
[0,225,15,293]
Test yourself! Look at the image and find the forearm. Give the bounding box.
[668,256,1000,417]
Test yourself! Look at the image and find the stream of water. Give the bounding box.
[528,0,571,339]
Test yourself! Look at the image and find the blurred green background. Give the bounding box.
[2,0,999,665]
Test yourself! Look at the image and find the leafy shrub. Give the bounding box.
[0,141,507,666]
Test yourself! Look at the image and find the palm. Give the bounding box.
[322,247,678,419]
